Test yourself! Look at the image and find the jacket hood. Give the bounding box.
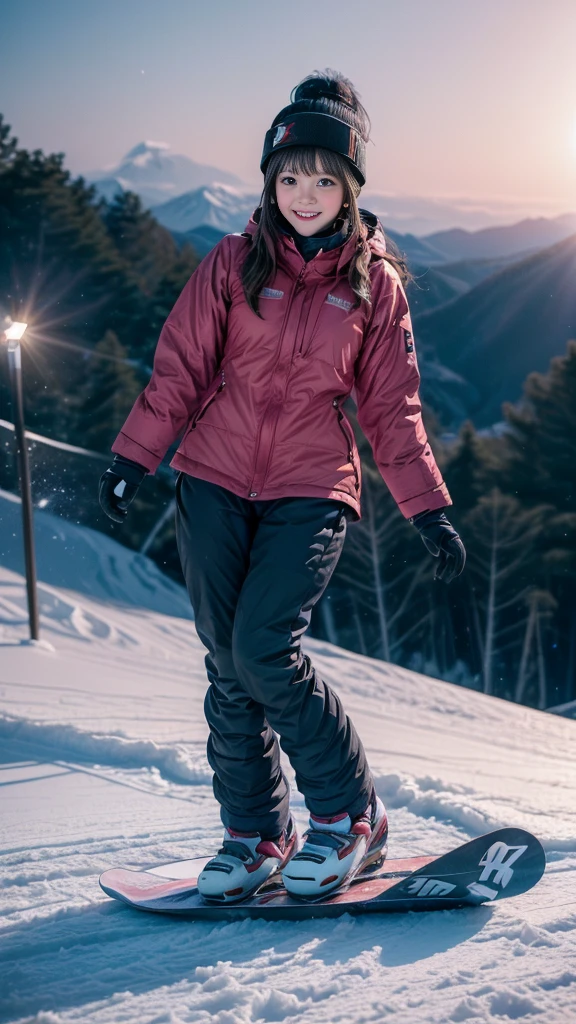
[242,206,388,266]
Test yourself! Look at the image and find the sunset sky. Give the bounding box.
[3,0,576,218]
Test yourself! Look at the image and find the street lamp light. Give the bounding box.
[1,316,40,640]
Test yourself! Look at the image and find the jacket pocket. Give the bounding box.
[297,289,349,359]
[302,297,362,370]
[296,296,324,358]
[332,398,360,492]
[189,369,227,431]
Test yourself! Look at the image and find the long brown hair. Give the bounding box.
[241,69,413,318]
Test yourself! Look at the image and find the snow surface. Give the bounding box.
[1,492,575,1023]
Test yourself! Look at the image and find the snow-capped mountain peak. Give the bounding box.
[87,142,247,208]
[151,183,260,234]
[126,140,171,157]
[123,141,171,168]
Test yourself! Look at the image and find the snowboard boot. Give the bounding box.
[197,814,299,903]
[281,792,388,899]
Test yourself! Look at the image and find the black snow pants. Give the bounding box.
[174,472,374,839]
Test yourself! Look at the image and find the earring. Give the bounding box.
[270,197,276,204]
[343,203,349,208]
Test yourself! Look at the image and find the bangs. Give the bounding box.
[272,145,346,181]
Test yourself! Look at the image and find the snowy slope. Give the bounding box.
[0,489,192,620]
[1,507,575,1023]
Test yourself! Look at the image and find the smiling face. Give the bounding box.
[275,160,345,235]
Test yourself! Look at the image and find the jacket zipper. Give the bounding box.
[298,285,339,358]
[190,369,227,430]
[333,398,360,492]
[248,267,306,496]
[295,284,326,357]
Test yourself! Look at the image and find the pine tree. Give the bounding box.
[138,244,200,365]
[443,420,485,517]
[501,343,576,694]
[514,588,558,708]
[462,489,551,698]
[102,190,190,296]
[501,339,576,513]
[75,330,144,453]
[0,114,140,343]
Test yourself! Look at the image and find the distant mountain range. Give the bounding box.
[417,215,576,262]
[152,189,576,270]
[414,231,576,428]
[356,190,576,236]
[403,252,537,317]
[86,141,576,235]
[151,184,259,234]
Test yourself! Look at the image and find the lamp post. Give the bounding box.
[2,318,40,640]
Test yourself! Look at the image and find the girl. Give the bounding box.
[99,69,465,903]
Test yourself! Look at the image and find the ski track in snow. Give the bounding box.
[1,505,575,1024]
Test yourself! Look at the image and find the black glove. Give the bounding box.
[410,508,466,584]
[99,455,148,523]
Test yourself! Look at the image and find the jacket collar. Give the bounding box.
[242,206,387,278]
[275,209,352,263]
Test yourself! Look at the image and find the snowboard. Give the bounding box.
[99,827,545,920]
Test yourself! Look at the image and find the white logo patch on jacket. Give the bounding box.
[326,294,353,312]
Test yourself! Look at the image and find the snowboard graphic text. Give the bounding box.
[478,841,528,887]
[402,839,529,902]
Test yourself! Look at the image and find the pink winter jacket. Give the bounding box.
[111,208,451,521]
